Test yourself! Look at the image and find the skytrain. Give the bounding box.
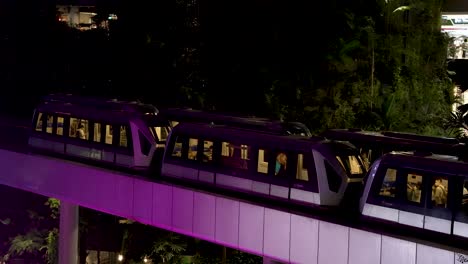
[28,94,171,171]
[159,107,312,136]
[27,94,468,246]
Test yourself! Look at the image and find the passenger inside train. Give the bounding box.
[432,178,448,208]
[407,174,422,203]
[275,152,287,176]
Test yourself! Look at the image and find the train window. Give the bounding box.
[93,123,102,142]
[202,140,213,162]
[119,125,129,148]
[56,117,64,136]
[325,162,342,192]
[139,131,151,156]
[296,154,308,181]
[336,155,364,178]
[69,118,88,140]
[171,136,184,158]
[360,149,371,169]
[463,179,468,205]
[221,142,249,170]
[432,177,448,208]
[275,152,288,177]
[150,127,169,142]
[222,142,231,157]
[188,138,198,160]
[69,118,77,137]
[105,125,113,144]
[35,112,43,131]
[241,145,249,159]
[406,173,422,203]
[46,115,53,134]
[379,168,397,197]
[460,179,468,219]
[257,149,269,174]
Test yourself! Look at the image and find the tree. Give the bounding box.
[444,106,468,138]
[150,233,186,264]
[4,198,60,264]
[7,229,45,262]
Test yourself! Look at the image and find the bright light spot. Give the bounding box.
[143,257,148,263]
[118,254,123,262]
[108,14,118,20]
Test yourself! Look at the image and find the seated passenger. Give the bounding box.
[275,153,287,176]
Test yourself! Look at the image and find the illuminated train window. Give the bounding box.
[463,179,468,205]
[150,126,170,142]
[35,112,43,131]
[119,125,129,148]
[171,136,184,158]
[69,118,89,140]
[406,173,422,203]
[432,177,448,208]
[379,168,397,198]
[188,138,198,160]
[46,115,53,134]
[105,125,112,144]
[275,152,287,177]
[221,142,250,170]
[296,154,308,181]
[337,155,363,176]
[93,123,102,142]
[257,149,269,174]
[203,140,213,162]
[56,117,64,136]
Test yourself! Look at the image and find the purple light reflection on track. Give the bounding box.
[0,148,464,264]
[0,149,286,262]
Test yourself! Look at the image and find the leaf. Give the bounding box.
[0,218,11,225]
[393,6,411,13]
[447,70,456,76]
[8,229,45,257]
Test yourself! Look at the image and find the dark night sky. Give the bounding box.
[445,0,468,12]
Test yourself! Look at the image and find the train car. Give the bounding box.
[360,151,468,239]
[161,122,366,207]
[159,107,312,137]
[322,129,465,166]
[28,94,171,171]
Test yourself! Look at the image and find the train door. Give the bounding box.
[394,169,427,229]
[289,152,320,206]
[363,165,407,224]
[113,123,133,167]
[258,148,295,201]
[215,140,256,191]
[422,173,452,235]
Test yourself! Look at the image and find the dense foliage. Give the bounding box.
[200,0,454,135]
[0,0,455,136]
[1,198,59,264]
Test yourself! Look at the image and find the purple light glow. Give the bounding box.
[0,149,463,264]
